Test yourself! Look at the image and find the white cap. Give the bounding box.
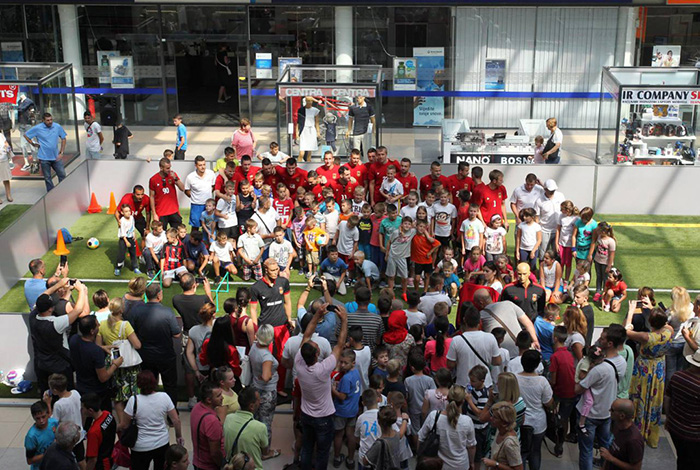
[544,179,558,191]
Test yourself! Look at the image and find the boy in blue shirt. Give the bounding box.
[24,401,58,470]
[535,303,558,367]
[319,245,349,295]
[332,349,361,469]
[442,262,461,300]
[183,229,210,276]
[173,114,187,160]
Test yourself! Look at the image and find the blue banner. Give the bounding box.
[413,47,445,127]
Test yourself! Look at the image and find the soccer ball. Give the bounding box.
[2,369,24,386]
[87,237,100,249]
[316,233,328,246]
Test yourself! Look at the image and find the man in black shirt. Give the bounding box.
[346,96,375,158]
[125,283,182,407]
[112,117,133,159]
[499,262,546,321]
[82,393,116,470]
[40,421,80,470]
[250,259,293,328]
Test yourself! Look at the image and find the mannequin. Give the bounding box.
[323,111,338,154]
[295,97,320,162]
[346,96,375,158]
[17,94,36,172]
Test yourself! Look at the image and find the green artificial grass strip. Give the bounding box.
[0,204,31,233]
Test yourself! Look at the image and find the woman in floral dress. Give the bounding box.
[625,303,673,448]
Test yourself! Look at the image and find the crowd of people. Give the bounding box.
[21,124,700,470]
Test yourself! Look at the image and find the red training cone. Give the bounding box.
[87,193,102,213]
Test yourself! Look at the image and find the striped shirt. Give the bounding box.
[666,369,700,442]
[340,310,385,353]
[463,385,491,429]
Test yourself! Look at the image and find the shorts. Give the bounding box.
[189,204,206,228]
[333,415,357,431]
[559,246,573,267]
[575,246,590,260]
[435,235,452,248]
[163,265,188,279]
[386,256,408,278]
[474,426,489,461]
[219,225,238,240]
[306,251,319,265]
[415,262,433,276]
[217,260,233,268]
[612,295,622,302]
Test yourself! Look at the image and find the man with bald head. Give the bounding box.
[499,262,546,321]
[473,288,539,357]
[600,399,644,470]
[250,258,293,328]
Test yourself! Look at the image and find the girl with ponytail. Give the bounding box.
[228,287,257,353]
[424,316,453,373]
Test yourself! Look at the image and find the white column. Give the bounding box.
[335,7,353,83]
[57,5,85,118]
[616,7,637,67]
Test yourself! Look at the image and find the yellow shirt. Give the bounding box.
[98,319,135,345]
[214,157,239,172]
[303,227,326,252]
[222,390,240,414]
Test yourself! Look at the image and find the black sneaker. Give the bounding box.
[565,432,578,444]
[333,454,345,468]
[214,275,222,284]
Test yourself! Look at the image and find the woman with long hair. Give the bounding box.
[424,316,453,373]
[626,306,673,448]
[186,303,215,383]
[666,286,694,383]
[199,316,242,378]
[482,261,505,294]
[96,297,141,423]
[562,305,587,363]
[228,288,257,353]
[418,385,476,470]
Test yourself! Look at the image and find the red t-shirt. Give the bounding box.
[411,234,440,265]
[371,159,400,202]
[316,164,340,185]
[445,174,474,203]
[274,198,295,227]
[333,179,360,201]
[190,403,223,470]
[263,169,284,197]
[278,167,308,198]
[118,193,151,219]
[456,204,471,232]
[476,183,508,223]
[148,171,181,217]
[86,411,116,470]
[214,174,235,197]
[419,174,450,198]
[342,162,367,187]
[605,280,628,297]
[550,347,576,398]
[307,184,325,202]
[232,166,261,189]
[396,172,419,197]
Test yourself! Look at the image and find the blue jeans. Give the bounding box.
[577,416,612,470]
[40,159,66,192]
[300,412,335,470]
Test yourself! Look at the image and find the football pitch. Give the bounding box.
[2,210,700,328]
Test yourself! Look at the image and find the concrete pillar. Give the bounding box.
[57,5,85,118]
[335,7,353,83]
[616,7,637,67]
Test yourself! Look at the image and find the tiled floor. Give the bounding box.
[0,399,677,470]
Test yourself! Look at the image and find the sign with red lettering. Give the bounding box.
[278,86,376,98]
[0,85,18,104]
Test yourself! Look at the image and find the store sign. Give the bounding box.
[454,154,531,165]
[278,86,376,98]
[620,87,700,105]
[414,47,445,127]
[109,56,135,89]
[485,59,506,91]
[0,85,19,104]
[256,53,272,79]
[393,57,417,91]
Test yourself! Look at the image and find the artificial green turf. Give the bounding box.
[0,211,696,329]
[0,204,31,233]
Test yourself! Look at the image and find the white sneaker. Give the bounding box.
[21,164,31,172]
[188,396,198,410]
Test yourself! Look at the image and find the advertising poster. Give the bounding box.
[109,56,134,89]
[278,57,302,80]
[651,46,681,67]
[1,42,24,62]
[413,47,445,127]
[256,53,273,79]
[97,51,119,84]
[0,85,19,104]
[393,57,417,91]
[485,59,506,91]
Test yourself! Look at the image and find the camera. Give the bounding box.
[327,304,339,313]
[195,276,206,283]
[111,349,121,360]
[69,279,77,286]
[312,277,325,289]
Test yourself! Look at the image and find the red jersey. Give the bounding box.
[550,347,576,398]
[306,184,325,202]
[148,171,181,217]
[419,174,450,198]
[232,166,261,190]
[456,204,470,232]
[371,159,400,202]
[396,172,419,197]
[214,174,235,197]
[279,167,308,198]
[263,169,284,197]
[477,184,508,224]
[445,175,474,203]
[162,242,185,271]
[118,193,151,219]
[316,164,340,184]
[333,179,360,201]
[273,198,295,227]
[86,411,116,470]
[605,280,628,297]
[341,162,367,187]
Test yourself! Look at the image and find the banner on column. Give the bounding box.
[393,57,417,91]
[413,47,445,127]
[256,53,273,79]
[97,51,119,84]
[109,56,134,89]
[485,59,506,91]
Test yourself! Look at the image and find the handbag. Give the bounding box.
[111,439,131,468]
[417,411,441,458]
[239,353,253,387]
[543,135,559,163]
[112,321,142,368]
[120,395,139,448]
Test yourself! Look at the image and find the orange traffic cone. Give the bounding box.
[87,193,102,213]
[53,230,70,256]
[106,192,117,215]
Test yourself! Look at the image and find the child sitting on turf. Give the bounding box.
[490,327,510,382]
[160,228,188,287]
[355,389,380,467]
[602,267,627,313]
[349,326,371,392]
[43,373,85,467]
[442,262,461,301]
[332,349,361,469]
[183,230,210,276]
[200,198,217,244]
[303,216,327,277]
[236,219,264,281]
[210,231,238,283]
[507,330,545,375]
[495,254,515,284]
[384,359,407,397]
[319,245,349,295]
[24,401,58,470]
[463,245,487,280]
[144,220,167,278]
[115,204,141,276]
[176,224,188,245]
[404,354,435,447]
[464,365,491,470]
[569,259,591,297]
[216,181,239,241]
[372,345,390,379]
